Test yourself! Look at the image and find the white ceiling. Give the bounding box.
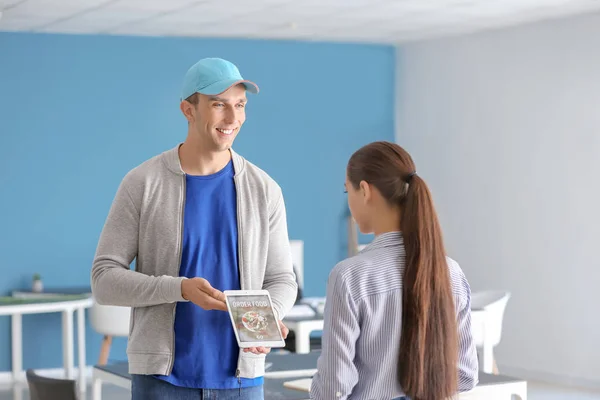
[1,0,600,44]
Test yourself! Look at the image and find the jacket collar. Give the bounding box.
[163,143,246,176]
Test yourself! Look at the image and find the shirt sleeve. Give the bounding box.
[454,266,479,391]
[310,266,360,400]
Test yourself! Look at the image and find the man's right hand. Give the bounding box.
[181,278,227,311]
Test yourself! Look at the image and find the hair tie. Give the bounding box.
[406,171,417,182]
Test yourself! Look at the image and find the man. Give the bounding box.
[91,57,298,399]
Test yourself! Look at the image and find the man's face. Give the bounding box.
[183,84,247,152]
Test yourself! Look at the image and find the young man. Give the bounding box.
[91,57,298,399]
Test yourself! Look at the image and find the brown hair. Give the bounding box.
[347,141,458,400]
[185,93,200,105]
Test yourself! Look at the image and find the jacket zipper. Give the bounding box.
[235,174,244,290]
[234,164,245,382]
[169,173,186,374]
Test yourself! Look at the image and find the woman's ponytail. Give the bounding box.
[398,173,458,400]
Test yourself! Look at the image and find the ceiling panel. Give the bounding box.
[255,24,335,40]
[143,0,274,26]
[0,15,53,30]
[109,22,177,36]
[108,0,202,12]
[0,0,27,8]
[36,8,155,33]
[166,21,283,38]
[331,1,471,23]
[1,0,600,43]
[4,0,102,19]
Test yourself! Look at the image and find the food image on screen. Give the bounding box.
[242,311,268,332]
[228,294,282,343]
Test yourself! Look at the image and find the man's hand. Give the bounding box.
[181,278,227,311]
[243,320,289,355]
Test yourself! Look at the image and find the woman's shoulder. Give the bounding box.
[445,256,472,307]
[445,256,468,283]
[330,249,387,280]
[327,250,404,300]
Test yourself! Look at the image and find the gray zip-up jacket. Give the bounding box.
[91,144,298,379]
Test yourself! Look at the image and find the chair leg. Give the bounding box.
[492,357,499,375]
[98,335,112,365]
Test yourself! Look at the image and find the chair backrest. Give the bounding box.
[89,301,131,337]
[470,291,511,347]
[26,369,78,400]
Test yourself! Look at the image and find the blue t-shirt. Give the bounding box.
[156,160,263,389]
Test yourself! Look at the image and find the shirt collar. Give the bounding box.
[361,231,403,252]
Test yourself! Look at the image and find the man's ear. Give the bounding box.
[180,101,195,123]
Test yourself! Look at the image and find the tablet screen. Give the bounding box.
[227,293,283,343]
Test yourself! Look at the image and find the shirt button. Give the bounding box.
[336,392,341,397]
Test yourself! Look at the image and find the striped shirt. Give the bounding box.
[310,231,479,400]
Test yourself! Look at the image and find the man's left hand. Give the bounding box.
[243,320,289,355]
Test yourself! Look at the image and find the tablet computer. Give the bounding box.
[224,289,286,349]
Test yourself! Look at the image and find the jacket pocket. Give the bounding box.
[238,352,266,378]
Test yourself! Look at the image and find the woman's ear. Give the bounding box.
[359,180,371,203]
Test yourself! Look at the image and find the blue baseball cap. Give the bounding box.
[180,57,259,101]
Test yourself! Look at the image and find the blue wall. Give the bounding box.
[0,32,394,371]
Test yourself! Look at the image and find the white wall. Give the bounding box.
[395,12,600,389]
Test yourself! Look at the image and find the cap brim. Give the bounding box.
[197,79,259,95]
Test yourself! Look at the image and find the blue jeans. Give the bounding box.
[131,375,264,400]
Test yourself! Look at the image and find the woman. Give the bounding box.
[310,141,478,400]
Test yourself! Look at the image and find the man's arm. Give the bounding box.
[91,176,187,307]
[262,190,298,320]
[310,267,360,400]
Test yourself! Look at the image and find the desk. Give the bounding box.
[264,351,318,378]
[92,361,310,400]
[92,352,526,400]
[0,295,93,396]
[268,352,526,400]
[283,375,527,400]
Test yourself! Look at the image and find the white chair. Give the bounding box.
[89,302,131,365]
[470,291,511,374]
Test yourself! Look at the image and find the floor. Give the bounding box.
[2,380,600,400]
[526,381,600,400]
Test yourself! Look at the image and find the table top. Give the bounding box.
[283,304,324,322]
[94,362,309,399]
[0,294,93,315]
[95,362,129,378]
[12,286,92,297]
[0,294,90,306]
[94,352,322,379]
[264,377,311,399]
[478,372,526,385]
[94,351,525,390]
[266,351,320,372]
